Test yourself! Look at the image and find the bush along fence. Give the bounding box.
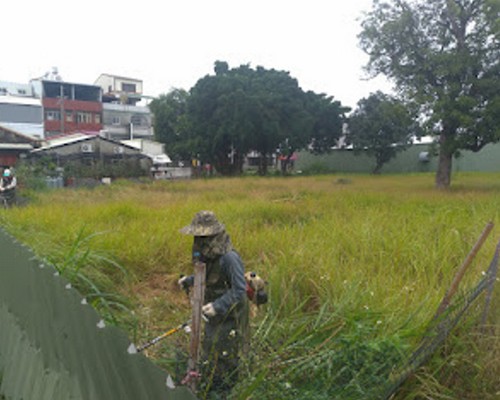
[0,227,197,400]
[382,222,499,399]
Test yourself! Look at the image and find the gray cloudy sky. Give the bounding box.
[1,0,391,109]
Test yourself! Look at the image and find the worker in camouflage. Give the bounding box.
[179,211,249,397]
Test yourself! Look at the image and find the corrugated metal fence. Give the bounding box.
[0,228,197,400]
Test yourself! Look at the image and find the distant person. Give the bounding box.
[0,168,17,207]
[178,210,249,397]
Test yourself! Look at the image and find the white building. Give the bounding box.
[94,74,154,141]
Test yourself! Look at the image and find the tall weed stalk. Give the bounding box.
[43,226,132,324]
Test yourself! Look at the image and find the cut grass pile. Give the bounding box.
[1,172,500,399]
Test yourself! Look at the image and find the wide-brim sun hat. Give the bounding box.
[180,210,225,236]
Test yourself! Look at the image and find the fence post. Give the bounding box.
[186,259,206,392]
[435,221,493,318]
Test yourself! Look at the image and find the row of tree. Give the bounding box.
[151,0,499,187]
[150,63,420,176]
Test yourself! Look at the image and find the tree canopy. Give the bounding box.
[152,62,349,175]
[360,0,500,187]
[347,91,419,174]
[149,88,191,162]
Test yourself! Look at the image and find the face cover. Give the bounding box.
[193,232,233,261]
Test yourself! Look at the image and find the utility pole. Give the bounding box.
[59,83,65,134]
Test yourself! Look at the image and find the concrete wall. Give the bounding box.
[102,103,153,139]
[95,75,143,94]
[0,103,42,124]
[295,142,500,174]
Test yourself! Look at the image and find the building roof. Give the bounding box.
[0,96,42,106]
[95,73,143,84]
[121,139,171,163]
[39,79,101,90]
[32,133,143,153]
[0,123,42,142]
[0,143,33,150]
[37,133,93,149]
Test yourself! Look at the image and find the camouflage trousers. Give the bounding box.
[200,315,246,397]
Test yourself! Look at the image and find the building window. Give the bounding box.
[121,83,136,93]
[77,112,92,123]
[46,110,61,121]
[112,116,121,125]
[66,111,73,122]
[94,113,101,124]
[130,114,143,126]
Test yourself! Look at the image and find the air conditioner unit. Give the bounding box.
[81,143,93,153]
[113,146,124,154]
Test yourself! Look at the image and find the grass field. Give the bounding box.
[1,172,500,399]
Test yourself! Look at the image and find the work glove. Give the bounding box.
[202,303,216,317]
[178,276,190,291]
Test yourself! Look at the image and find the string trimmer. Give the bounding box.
[127,313,209,354]
[127,320,192,354]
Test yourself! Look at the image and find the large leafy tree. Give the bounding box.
[149,88,191,162]
[304,91,349,154]
[347,91,419,174]
[359,0,500,188]
[187,62,348,175]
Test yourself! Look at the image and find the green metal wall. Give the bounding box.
[296,141,500,174]
[0,228,197,400]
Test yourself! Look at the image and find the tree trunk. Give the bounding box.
[372,153,384,175]
[435,134,453,189]
[372,164,382,175]
[258,153,268,175]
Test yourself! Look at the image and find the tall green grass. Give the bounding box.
[41,226,132,324]
[1,172,500,399]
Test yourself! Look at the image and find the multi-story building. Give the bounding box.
[94,74,154,140]
[31,79,103,137]
[0,71,157,168]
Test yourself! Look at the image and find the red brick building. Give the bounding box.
[39,80,103,137]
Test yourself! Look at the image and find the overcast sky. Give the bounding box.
[1,0,392,110]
